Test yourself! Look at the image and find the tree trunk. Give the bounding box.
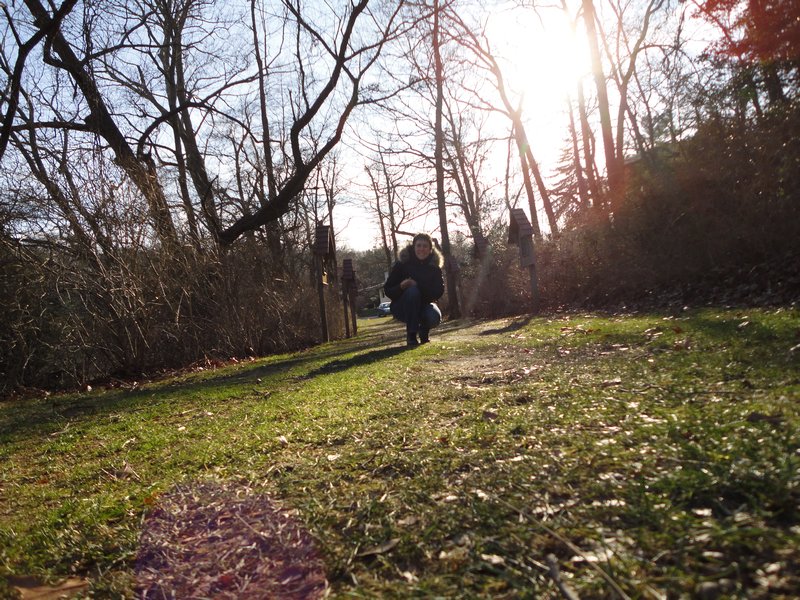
[442,99,482,241]
[523,142,558,236]
[160,11,200,247]
[433,0,460,318]
[582,0,621,207]
[367,167,393,270]
[251,0,279,202]
[762,63,787,106]
[379,157,401,261]
[567,95,591,211]
[577,79,604,217]
[512,124,542,237]
[251,0,285,263]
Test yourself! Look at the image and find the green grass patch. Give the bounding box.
[1,308,799,598]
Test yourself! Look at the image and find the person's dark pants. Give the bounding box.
[390,286,441,342]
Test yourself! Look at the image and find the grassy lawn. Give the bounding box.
[1,307,799,598]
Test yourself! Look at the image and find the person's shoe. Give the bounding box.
[419,329,430,344]
[406,333,419,347]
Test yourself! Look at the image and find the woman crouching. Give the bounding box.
[383,233,444,347]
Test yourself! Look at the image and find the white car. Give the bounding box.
[376,302,391,317]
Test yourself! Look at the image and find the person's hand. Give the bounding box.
[400,278,417,290]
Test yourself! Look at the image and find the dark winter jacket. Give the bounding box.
[384,244,445,305]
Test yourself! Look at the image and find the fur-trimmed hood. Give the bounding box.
[398,244,444,268]
[384,243,445,304]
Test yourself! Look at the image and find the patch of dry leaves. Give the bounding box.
[135,480,327,599]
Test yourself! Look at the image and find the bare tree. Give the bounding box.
[218,0,408,245]
[0,0,78,162]
[4,0,409,251]
[17,0,181,247]
[433,0,460,317]
[581,0,620,210]
[445,11,558,236]
[597,0,668,164]
[364,147,413,269]
[565,93,591,212]
[440,93,503,250]
[367,164,397,269]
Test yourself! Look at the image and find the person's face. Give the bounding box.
[414,239,432,261]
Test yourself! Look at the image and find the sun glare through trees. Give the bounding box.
[485,5,590,136]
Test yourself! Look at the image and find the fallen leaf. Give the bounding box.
[438,547,470,562]
[11,576,89,600]
[121,461,141,481]
[277,565,306,584]
[601,378,622,387]
[496,455,526,464]
[356,538,400,557]
[480,553,505,566]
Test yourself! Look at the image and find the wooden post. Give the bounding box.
[313,225,335,342]
[350,292,358,336]
[445,254,460,317]
[315,254,329,342]
[342,287,351,338]
[342,259,357,338]
[508,208,539,313]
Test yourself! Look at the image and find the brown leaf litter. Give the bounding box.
[8,576,88,600]
[135,480,327,599]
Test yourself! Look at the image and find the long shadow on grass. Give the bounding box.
[478,315,534,336]
[299,346,409,379]
[0,317,543,441]
[296,317,489,380]
[0,322,408,442]
[370,316,485,341]
[683,313,781,344]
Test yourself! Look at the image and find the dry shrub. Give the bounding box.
[0,239,342,395]
[456,239,537,318]
[459,103,800,315]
